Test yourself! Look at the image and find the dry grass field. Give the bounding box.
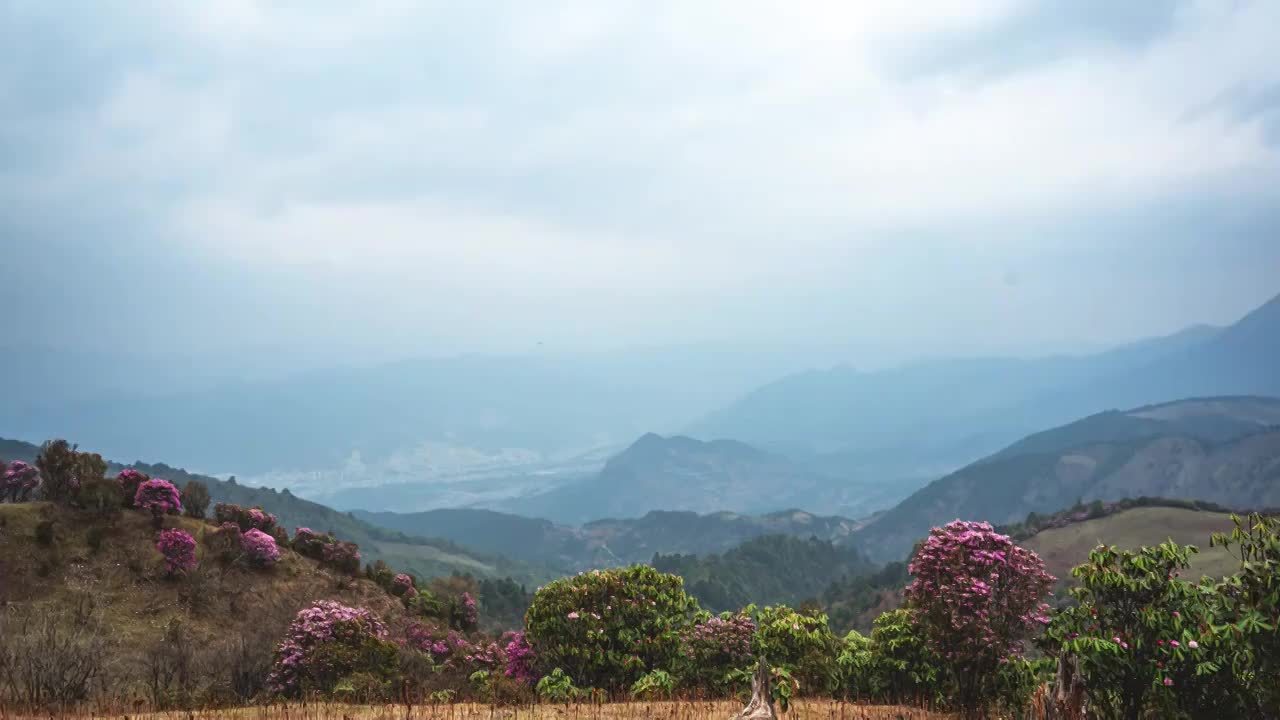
[0,701,952,720]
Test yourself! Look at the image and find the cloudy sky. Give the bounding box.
[4,0,1279,365]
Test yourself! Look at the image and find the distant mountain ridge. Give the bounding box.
[356,503,864,573]
[852,395,1280,561]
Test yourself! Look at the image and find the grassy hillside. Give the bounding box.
[0,437,546,585]
[1023,507,1240,583]
[0,501,409,701]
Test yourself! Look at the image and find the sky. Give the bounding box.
[3,0,1280,366]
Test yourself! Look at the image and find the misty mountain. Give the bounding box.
[355,505,863,573]
[851,396,1280,562]
[476,433,898,523]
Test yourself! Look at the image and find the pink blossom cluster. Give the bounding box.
[268,600,389,693]
[134,478,183,516]
[906,520,1056,667]
[502,630,537,684]
[156,528,198,576]
[391,573,417,598]
[1,461,41,502]
[683,613,755,663]
[320,539,361,574]
[241,528,281,566]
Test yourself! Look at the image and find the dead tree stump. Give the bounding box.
[731,656,777,719]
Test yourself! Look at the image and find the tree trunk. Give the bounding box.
[731,656,777,719]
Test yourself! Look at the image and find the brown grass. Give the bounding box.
[0,701,952,720]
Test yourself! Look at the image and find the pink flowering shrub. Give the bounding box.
[502,630,537,685]
[1,461,41,502]
[214,503,279,533]
[453,592,479,631]
[240,528,280,566]
[116,469,149,508]
[905,520,1055,715]
[391,573,417,599]
[291,527,333,559]
[680,612,756,691]
[133,478,182,517]
[321,539,361,575]
[156,528,198,576]
[269,601,397,696]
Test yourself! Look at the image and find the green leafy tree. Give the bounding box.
[749,604,840,697]
[1210,513,1280,715]
[524,565,698,691]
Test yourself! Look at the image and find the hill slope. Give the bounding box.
[0,437,543,584]
[853,396,1280,561]
[356,505,864,572]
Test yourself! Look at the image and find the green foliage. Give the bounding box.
[749,604,840,696]
[524,565,698,691]
[1210,513,1280,715]
[180,480,210,519]
[629,668,675,699]
[535,668,579,702]
[77,477,122,516]
[36,440,106,504]
[1042,541,1236,719]
[863,609,947,705]
[652,535,873,612]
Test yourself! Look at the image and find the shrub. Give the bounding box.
[322,540,361,575]
[291,527,333,560]
[180,480,210,519]
[268,601,397,697]
[502,630,537,685]
[858,608,947,705]
[535,668,579,702]
[1,461,41,502]
[77,476,123,515]
[751,604,840,696]
[157,528,198,577]
[240,528,280,567]
[905,519,1055,716]
[213,503,278,533]
[392,573,417,599]
[116,469,149,508]
[207,522,243,563]
[524,565,698,691]
[630,669,675,699]
[36,440,106,504]
[134,479,182,518]
[679,611,755,693]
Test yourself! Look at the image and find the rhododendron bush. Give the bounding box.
[1,460,41,502]
[321,539,361,575]
[905,520,1054,715]
[115,468,148,508]
[156,528,197,576]
[269,601,398,696]
[679,611,755,691]
[241,528,280,566]
[214,503,279,533]
[524,565,697,690]
[751,604,840,696]
[133,478,182,517]
[391,573,417,598]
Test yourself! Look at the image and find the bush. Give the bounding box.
[751,604,840,697]
[213,503,278,533]
[291,527,333,560]
[268,601,398,697]
[207,522,243,563]
[36,440,106,504]
[391,573,417,599]
[240,528,280,567]
[157,528,198,577]
[180,480,210,519]
[905,520,1054,716]
[1211,513,1280,715]
[1,461,41,502]
[535,668,579,702]
[134,479,182,518]
[77,477,123,515]
[630,669,675,699]
[679,611,755,693]
[116,469,149,508]
[322,540,361,575]
[502,631,537,685]
[524,565,698,691]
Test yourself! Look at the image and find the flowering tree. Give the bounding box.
[502,631,537,685]
[133,479,183,520]
[525,565,698,690]
[240,528,280,566]
[213,503,279,533]
[269,601,397,696]
[116,469,149,508]
[679,612,755,692]
[1,461,41,502]
[156,528,198,577]
[905,520,1055,716]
